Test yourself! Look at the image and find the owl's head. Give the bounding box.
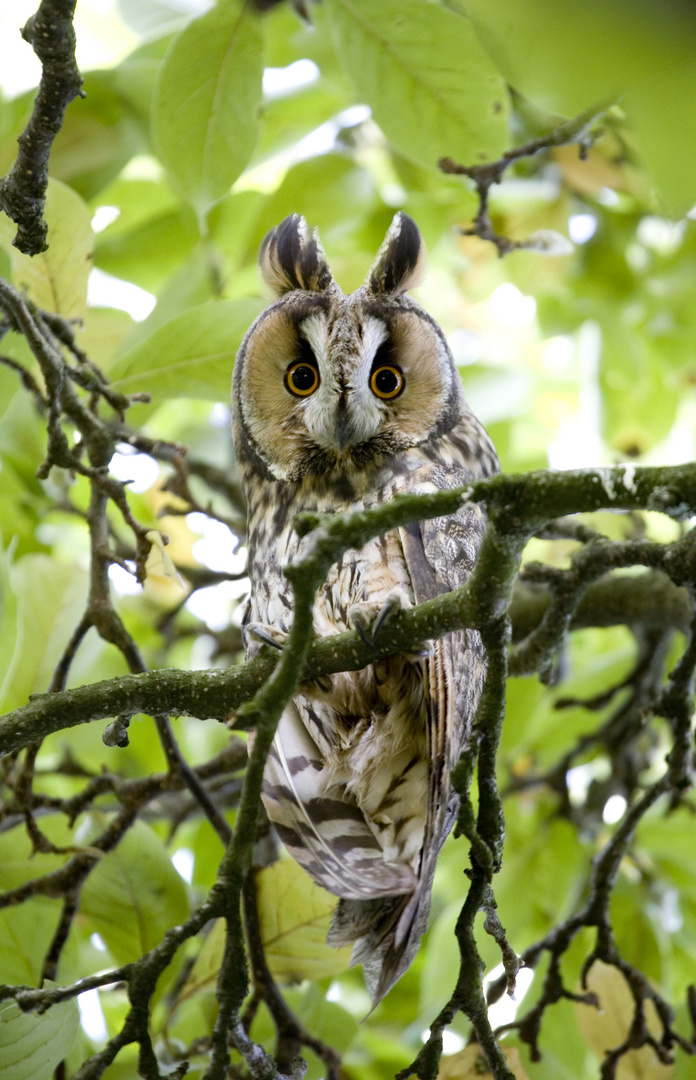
[233,213,469,485]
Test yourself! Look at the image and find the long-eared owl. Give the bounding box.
[232,213,499,1004]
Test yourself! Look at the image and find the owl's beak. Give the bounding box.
[327,392,377,451]
[334,407,356,450]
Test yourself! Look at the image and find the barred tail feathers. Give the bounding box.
[328,792,460,1007]
[262,702,417,902]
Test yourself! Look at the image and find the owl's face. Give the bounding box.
[233,214,468,485]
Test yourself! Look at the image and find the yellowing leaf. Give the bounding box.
[437,1043,529,1079]
[256,859,352,983]
[171,861,352,1014]
[145,530,183,585]
[0,179,94,318]
[176,864,353,1004]
[173,917,226,1008]
[576,961,673,1080]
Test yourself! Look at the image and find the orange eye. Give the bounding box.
[285,362,319,397]
[370,365,404,400]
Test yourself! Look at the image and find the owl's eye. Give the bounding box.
[370,365,404,400]
[285,362,319,397]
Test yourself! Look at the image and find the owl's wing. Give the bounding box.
[263,700,418,900]
[331,488,489,1005]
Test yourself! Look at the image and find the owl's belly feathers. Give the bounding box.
[307,531,429,874]
[252,511,430,900]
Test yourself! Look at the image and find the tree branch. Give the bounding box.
[2,468,695,757]
[0,0,84,255]
[440,102,610,255]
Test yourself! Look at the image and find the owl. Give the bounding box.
[232,213,499,1005]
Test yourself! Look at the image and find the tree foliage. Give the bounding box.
[1,2,696,1079]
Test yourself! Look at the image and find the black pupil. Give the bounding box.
[375,367,399,394]
[291,365,316,391]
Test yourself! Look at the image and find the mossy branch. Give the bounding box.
[2,465,695,757]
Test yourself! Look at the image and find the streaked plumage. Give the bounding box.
[232,213,499,1004]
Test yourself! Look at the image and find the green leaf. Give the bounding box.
[256,859,352,982]
[247,154,377,260]
[95,202,199,294]
[107,298,265,404]
[79,819,189,965]
[0,903,63,986]
[0,93,33,175]
[254,77,351,164]
[0,820,76,898]
[76,307,135,373]
[111,34,176,127]
[0,991,79,1080]
[170,917,225,1010]
[323,0,509,169]
[0,555,89,714]
[51,70,145,200]
[152,1,263,222]
[91,176,182,240]
[114,2,181,49]
[0,179,94,319]
[283,982,359,1057]
[600,323,679,456]
[493,815,585,949]
[457,0,696,213]
[175,861,352,996]
[0,539,18,708]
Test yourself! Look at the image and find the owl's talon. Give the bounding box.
[371,592,404,640]
[247,623,287,651]
[349,591,408,654]
[373,661,388,686]
[310,674,333,693]
[349,609,380,655]
[403,645,431,660]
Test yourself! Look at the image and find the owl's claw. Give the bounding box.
[349,591,407,654]
[308,674,333,694]
[349,607,379,654]
[350,592,431,661]
[403,645,431,659]
[246,623,287,651]
[372,592,404,639]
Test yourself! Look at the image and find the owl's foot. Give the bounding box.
[350,592,430,662]
[349,598,394,653]
[349,590,422,653]
[246,623,288,650]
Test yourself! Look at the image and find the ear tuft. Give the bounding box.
[259,215,334,296]
[367,212,425,295]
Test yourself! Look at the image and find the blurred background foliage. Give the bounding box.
[1,0,696,1077]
